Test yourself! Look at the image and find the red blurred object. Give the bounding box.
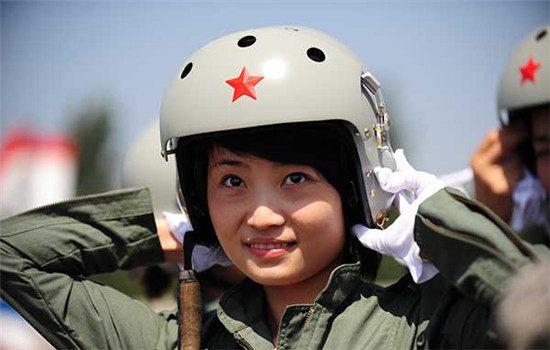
[0,128,79,218]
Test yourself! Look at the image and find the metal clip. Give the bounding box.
[373,124,384,149]
[162,139,177,160]
[361,71,381,94]
[179,269,198,281]
[375,211,390,229]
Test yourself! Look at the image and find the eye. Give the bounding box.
[283,172,307,185]
[222,175,245,188]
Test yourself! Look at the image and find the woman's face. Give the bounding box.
[207,145,346,286]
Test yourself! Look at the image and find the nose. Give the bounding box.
[246,205,285,231]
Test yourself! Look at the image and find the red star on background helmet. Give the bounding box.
[519,56,541,85]
[226,67,264,102]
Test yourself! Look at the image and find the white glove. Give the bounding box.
[162,211,233,272]
[352,149,442,284]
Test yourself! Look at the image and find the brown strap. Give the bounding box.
[178,270,202,350]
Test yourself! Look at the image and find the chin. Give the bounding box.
[249,275,306,287]
[243,265,308,287]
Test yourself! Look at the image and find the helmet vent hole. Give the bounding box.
[536,29,547,41]
[307,47,326,63]
[237,35,256,48]
[180,62,193,80]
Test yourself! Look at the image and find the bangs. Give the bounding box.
[206,124,345,176]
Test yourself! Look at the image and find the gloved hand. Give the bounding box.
[163,211,233,272]
[352,149,442,283]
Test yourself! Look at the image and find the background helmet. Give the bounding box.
[498,25,549,124]
[497,25,549,173]
[160,25,396,231]
[123,121,179,216]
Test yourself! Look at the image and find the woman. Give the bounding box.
[1,26,544,349]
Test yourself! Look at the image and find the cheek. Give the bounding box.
[206,184,221,228]
[206,185,247,258]
[292,198,346,246]
[206,184,233,242]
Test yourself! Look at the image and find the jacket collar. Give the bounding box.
[216,262,363,343]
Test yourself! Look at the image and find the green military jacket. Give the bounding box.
[0,187,546,349]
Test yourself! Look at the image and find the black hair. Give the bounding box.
[175,121,380,281]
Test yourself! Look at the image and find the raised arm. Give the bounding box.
[0,188,178,350]
[415,186,544,304]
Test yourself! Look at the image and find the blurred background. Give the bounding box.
[2,1,549,208]
[1,1,548,348]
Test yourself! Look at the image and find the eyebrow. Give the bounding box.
[214,158,296,169]
[214,159,248,167]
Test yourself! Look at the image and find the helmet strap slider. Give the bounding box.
[373,124,385,149]
[375,211,390,229]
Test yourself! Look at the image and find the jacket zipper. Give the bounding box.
[304,306,314,325]
[271,306,313,350]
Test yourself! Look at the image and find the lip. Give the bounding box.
[243,237,297,259]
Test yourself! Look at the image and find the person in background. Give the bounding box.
[471,25,549,245]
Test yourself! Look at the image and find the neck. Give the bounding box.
[263,257,343,342]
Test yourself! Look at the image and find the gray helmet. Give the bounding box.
[122,121,179,216]
[160,26,396,228]
[498,25,549,124]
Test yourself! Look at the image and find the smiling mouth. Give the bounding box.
[248,242,294,249]
[244,241,297,258]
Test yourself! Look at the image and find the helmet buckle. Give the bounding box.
[373,124,386,149]
[375,211,390,229]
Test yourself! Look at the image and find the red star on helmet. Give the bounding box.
[519,56,541,85]
[226,67,264,102]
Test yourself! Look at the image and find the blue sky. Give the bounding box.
[2,1,549,181]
